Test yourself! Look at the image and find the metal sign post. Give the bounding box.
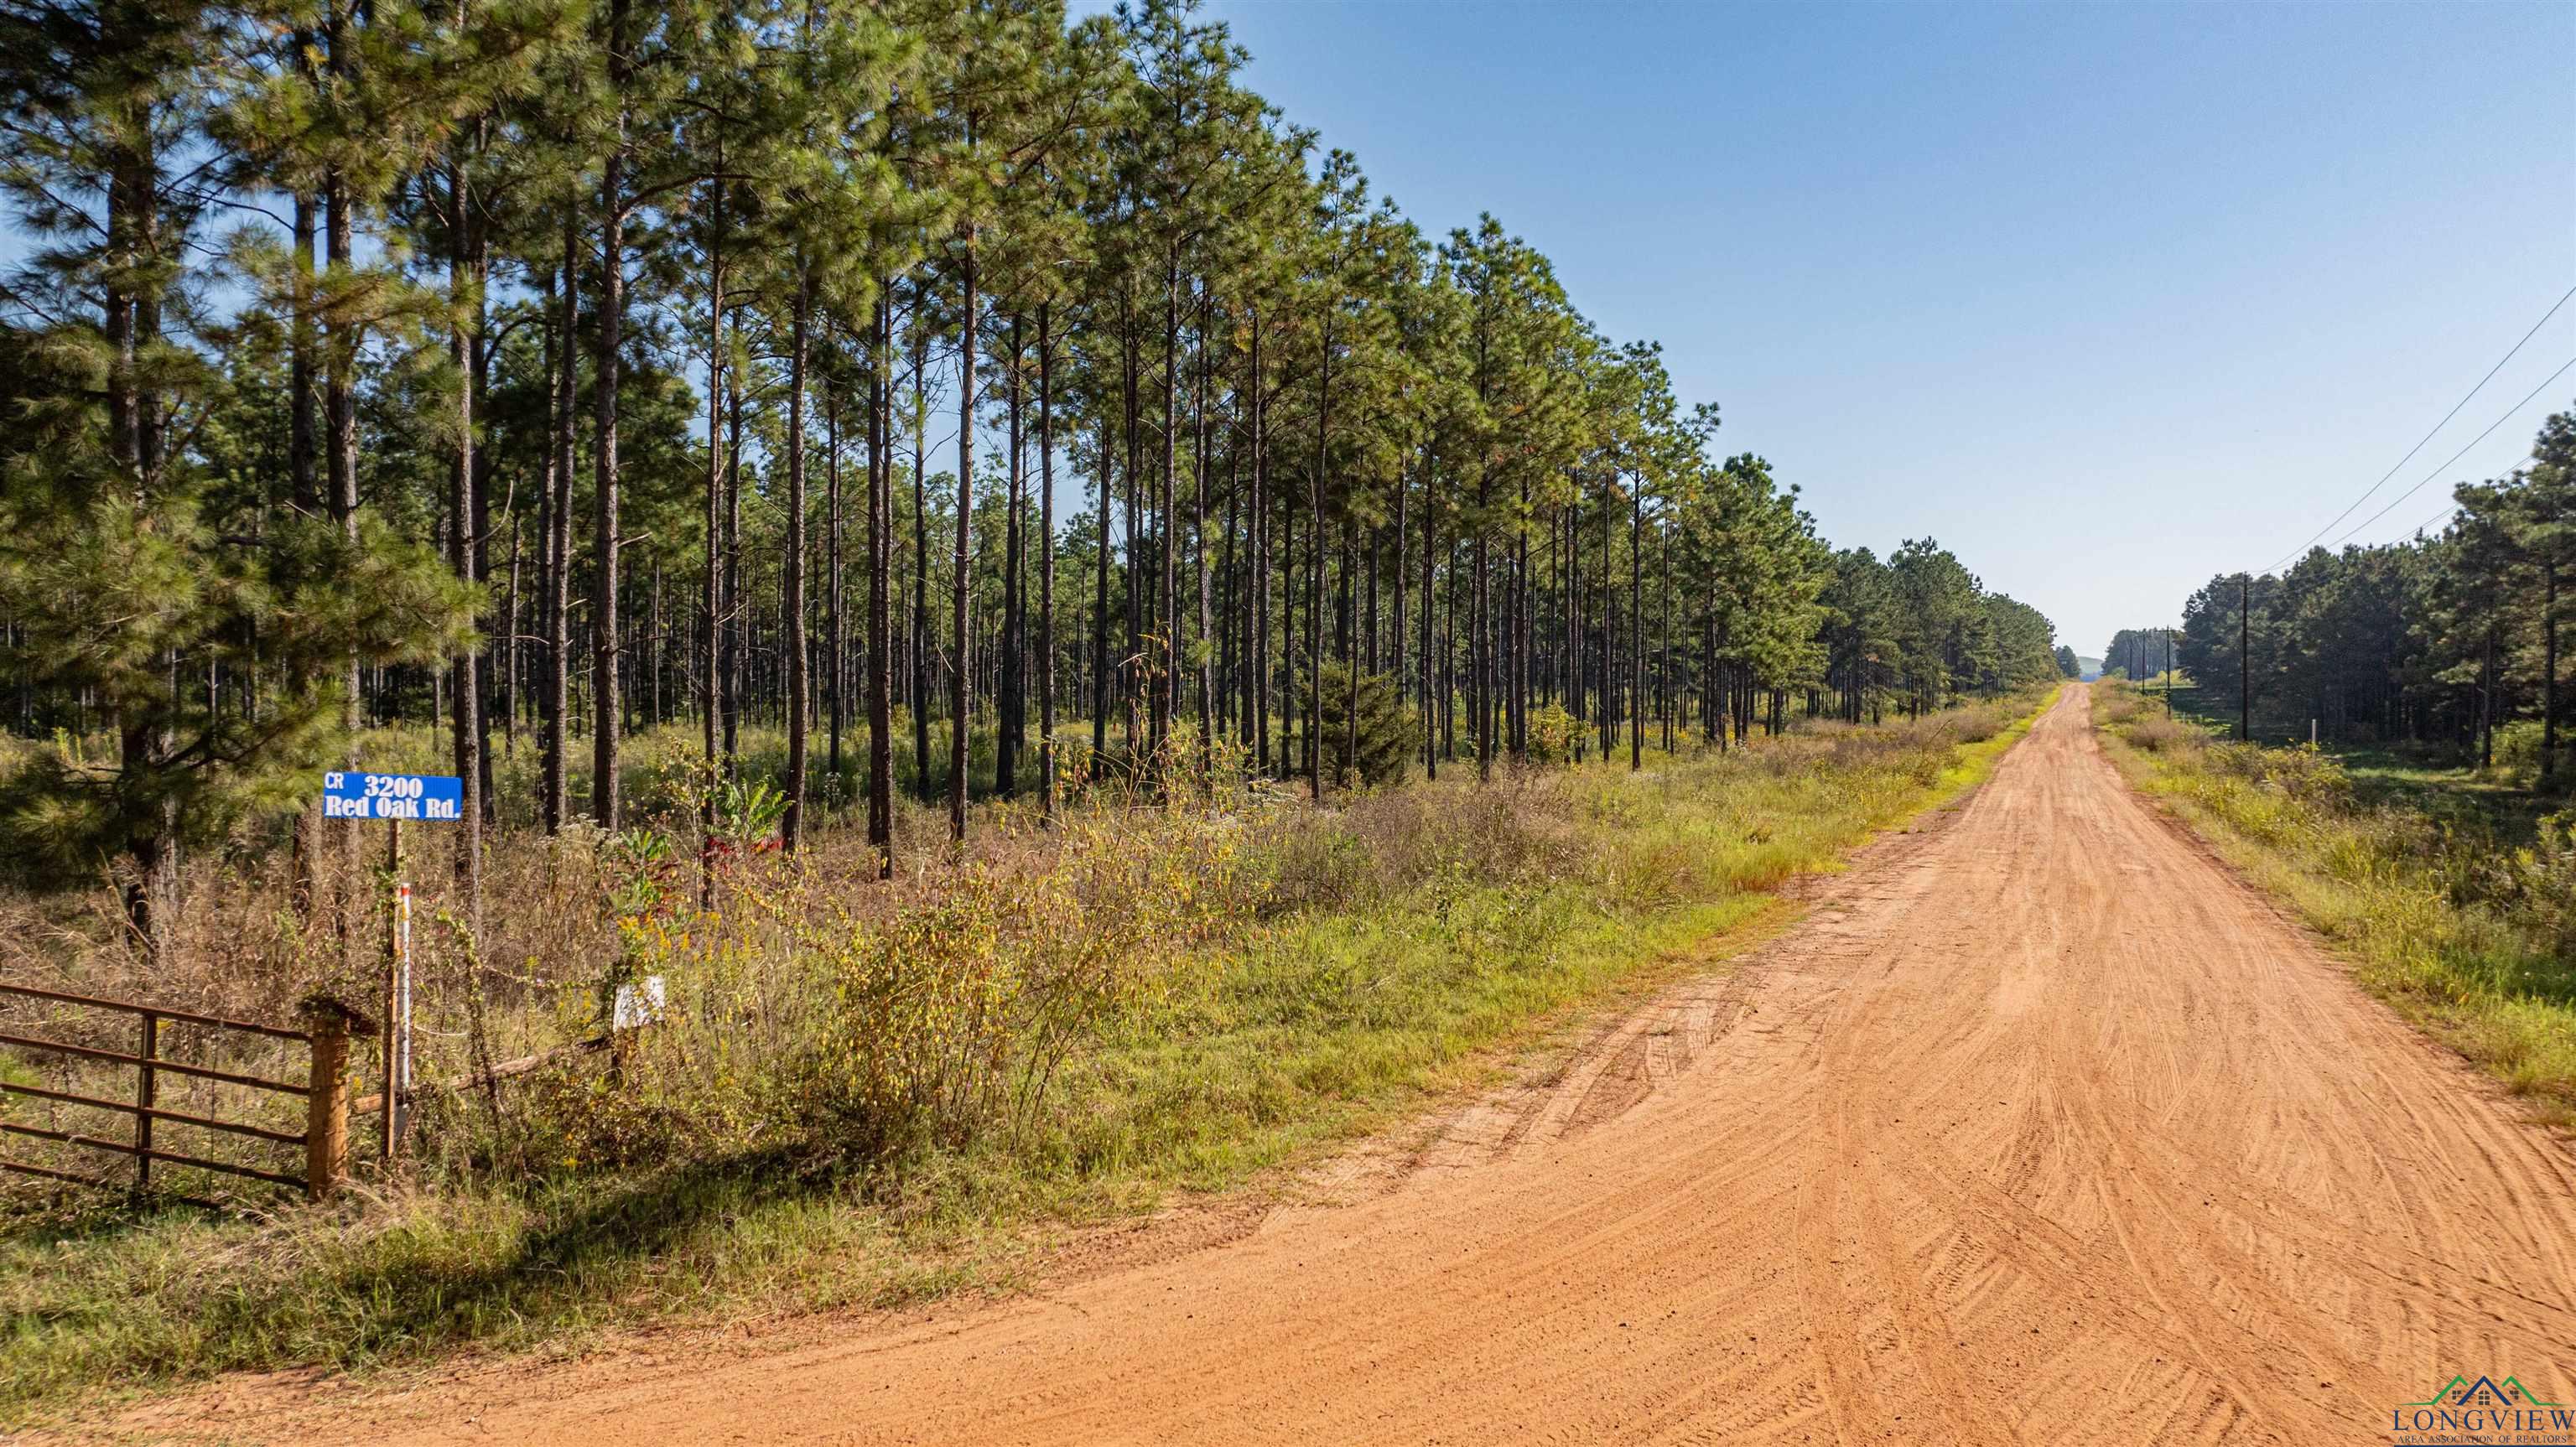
[320,771,460,1162]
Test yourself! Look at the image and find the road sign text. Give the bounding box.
[321,771,464,822]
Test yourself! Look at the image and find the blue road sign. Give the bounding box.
[321,771,465,822]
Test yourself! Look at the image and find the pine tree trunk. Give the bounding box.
[636,561,649,726]
[1510,480,1528,756]
[288,169,321,916]
[1036,302,1057,818]
[868,288,895,874]
[1366,520,1379,677]
[2480,621,2496,771]
[1659,528,1672,754]
[1629,487,1642,771]
[1473,517,1491,782]
[997,313,1023,798]
[1335,513,1352,667]
[1420,476,1436,781]
[2546,558,2559,784]
[1281,492,1296,777]
[828,386,844,786]
[1156,252,1180,759]
[544,215,575,834]
[325,0,361,907]
[723,378,744,764]
[1192,291,1213,772]
[590,5,628,831]
[1309,314,1329,800]
[1392,459,1408,729]
[288,182,318,512]
[1119,300,1140,752]
[1598,474,1615,761]
[446,155,484,931]
[1342,513,1360,788]
[501,514,521,749]
[782,264,809,852]
[911,316,932,803]
[699,174,724,880]
[469,196,496,827]
[1093,410,1112,765]
[949,226,976,843]
[1555,491,1576,741]
[1219,412,1239,744]
[104,44,177,962]
[1250,311,1269,773]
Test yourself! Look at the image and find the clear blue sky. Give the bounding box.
[1166,0,2576,658]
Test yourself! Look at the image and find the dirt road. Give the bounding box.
[222,686,2576,1444]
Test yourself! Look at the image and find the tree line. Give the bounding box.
[0,0,2062,960]
[2172,405,2575,767]
[2100,628,2176,684]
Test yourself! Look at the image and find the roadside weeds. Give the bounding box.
[2090,681,2576,1129]
[0,691,2054,1427]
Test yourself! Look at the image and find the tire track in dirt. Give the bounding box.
[140,686,2576,1446]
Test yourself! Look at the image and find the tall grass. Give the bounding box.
[0,693,2048,1419]
[2091,681,2576,1116]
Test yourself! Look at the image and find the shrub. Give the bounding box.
[1525,704,1581,764]
[2123,713,2202,755]
[1305,664,1415,789]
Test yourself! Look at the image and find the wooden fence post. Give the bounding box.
[299,997,376,1200]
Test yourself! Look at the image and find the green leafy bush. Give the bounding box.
[1525,704,1582,764]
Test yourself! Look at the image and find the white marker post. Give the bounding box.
[393,877,412,1144]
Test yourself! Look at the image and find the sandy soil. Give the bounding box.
[138,685,2576,1444]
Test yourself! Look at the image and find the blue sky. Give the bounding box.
[1165,0,2576,657]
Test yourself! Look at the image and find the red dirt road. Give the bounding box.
[205,686,2576,1444]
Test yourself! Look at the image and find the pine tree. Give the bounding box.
[0,0,471,954]
[1,0,2106,974]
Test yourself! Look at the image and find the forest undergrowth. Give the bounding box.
[0,694,2044,1420]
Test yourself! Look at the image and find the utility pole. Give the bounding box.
[2238,574,2250,742]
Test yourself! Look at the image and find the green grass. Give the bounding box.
[2091,680,2576,1125]
[2140,681,2576,853]
[0,691,2052,1424]
[2152,683,2567,827]
[2313,748,2560,848]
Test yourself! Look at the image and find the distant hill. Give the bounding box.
[2078,656,2104,681]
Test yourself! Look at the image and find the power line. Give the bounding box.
[2319,354,2576,551]
[2356,447,2544,548]
[2387,501,2463,544]
[2262,283,2576,574]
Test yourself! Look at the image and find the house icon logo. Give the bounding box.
[2404,1375,2561,1408]
[2391,1373,2569,1445]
